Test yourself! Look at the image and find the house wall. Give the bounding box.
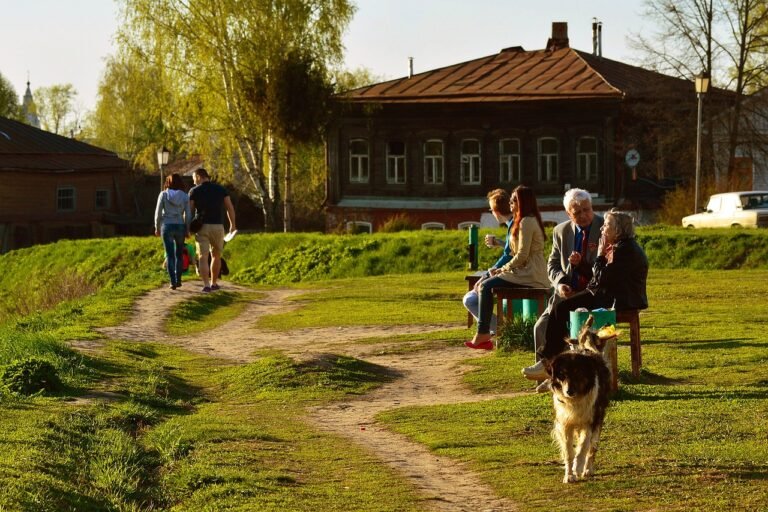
[0,170,135,252]
[326,100,621,232]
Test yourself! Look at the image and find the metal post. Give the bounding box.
[695,92,703,213]
[468,224,478,270]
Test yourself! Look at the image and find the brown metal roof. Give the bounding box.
[341,46,700,104]
[0,115,130,172]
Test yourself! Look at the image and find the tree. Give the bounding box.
[35,84,79,135]
[0,72,19,119]
[114,0,355,231]
[630,0,768,188]
[85,50,175,170]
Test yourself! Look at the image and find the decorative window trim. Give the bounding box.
[423,139,444,185]
[95,189,111,210]
[576,136,599,182]
[57,186,76,212]
[499,138,521,183]
[386,140,407,184]
[457,221,480,230]
[537,137,559,183]
[346,221,372,234]
[460,139,482,185]
[349,138,370,184]
[421,222,445,230]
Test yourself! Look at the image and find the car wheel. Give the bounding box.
[731,223,743,228]
[685,224,695,229]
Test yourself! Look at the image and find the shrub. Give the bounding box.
[1,357,62,395]
[379,213,417,232]
[495,317,536,352]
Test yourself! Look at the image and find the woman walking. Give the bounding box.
[154,173,191,290]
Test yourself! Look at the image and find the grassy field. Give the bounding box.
[0,233,766,510]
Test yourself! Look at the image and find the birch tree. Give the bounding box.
[114,0,354,231]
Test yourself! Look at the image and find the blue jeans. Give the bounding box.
[161,223,186,286]
[463,289,497,333]
[476,276,531,335]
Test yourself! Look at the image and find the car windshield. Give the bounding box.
[741,194,768,209]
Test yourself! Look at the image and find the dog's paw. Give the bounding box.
[563,474,578,483]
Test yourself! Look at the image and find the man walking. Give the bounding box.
[523,188,603,381]
[189,168,236,293]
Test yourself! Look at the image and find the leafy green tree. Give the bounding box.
[113,0,355,231]
[0,72,20,119]
[34,84,78,135]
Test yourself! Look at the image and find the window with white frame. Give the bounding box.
[386,140,406,184]
[499,138,521,182]
[349,139,369,183]
[57,186,75,211]
[424,139,444,184]
[421,222,445,230]
[95,189,110,210]
[461,139,481,184]
[577,137,598,181]
[346,221,372,234]
[457,221,480,230]
[538,137,559,182]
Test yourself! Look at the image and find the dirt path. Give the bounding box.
[93,280,523,511]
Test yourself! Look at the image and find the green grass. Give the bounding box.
[1,234,768,510]
[165,291,265,335]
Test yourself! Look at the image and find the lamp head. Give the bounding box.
[695,72,710,94]
[157,147,170,167]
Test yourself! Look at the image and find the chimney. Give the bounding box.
[592,18,598,55]
[592,18,603,57]
[546,22,569,51]
[408,57,413,78]
[597,21,603,57]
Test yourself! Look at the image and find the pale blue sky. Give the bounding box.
[0,0,648,114]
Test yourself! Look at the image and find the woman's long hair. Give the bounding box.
[511,185,546,238]
[164,173,186,191]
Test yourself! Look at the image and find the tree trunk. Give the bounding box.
[268,132,282,230]
[284,149,292,232]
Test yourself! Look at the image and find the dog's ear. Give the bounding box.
[592,334,608,352]
[564,336,579,351]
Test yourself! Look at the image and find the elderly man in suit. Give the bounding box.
[522,188,604,382]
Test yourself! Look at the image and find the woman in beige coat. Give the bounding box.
[465,185,549,350]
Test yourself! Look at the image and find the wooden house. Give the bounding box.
[325,22,706,232]
[0,116,140,252]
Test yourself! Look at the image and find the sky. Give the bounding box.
[0,0,650,115]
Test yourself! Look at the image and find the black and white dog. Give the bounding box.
[546,315,612,483]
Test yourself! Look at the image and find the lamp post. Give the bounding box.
[694,72,710,213]
[157,146,170,190]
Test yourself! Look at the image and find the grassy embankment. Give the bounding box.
[0,228,766,510]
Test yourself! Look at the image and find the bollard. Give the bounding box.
[467,224,478,270]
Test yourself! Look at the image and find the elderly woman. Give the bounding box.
[523,208,648,379]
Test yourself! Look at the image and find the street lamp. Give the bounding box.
[157,146,170,190]
[694,72,710,213]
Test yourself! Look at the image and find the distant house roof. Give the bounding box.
[0,116,130,172]
[340,46,699,105]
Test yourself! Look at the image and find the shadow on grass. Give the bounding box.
[298,353,400,385]
[675,338,764,350]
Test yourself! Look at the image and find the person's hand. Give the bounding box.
[489,268,502,277]
[604,243,614,263]
[154,229,160,237]
[568,251,582,266]
[557,284,573,298]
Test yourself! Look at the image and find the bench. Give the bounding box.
[492,287,550,326]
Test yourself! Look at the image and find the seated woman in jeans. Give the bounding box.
[522,209,648,380]
[465,185,550,350]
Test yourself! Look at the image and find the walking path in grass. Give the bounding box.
[94,280,522,512]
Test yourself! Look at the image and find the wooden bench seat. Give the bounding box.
[491,287,550,326]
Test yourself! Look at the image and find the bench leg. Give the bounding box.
[604,337,619,393]
[629,316,641,378]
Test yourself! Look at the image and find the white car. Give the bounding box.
[682,191,768,228]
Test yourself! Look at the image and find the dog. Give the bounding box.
[546,315,612,483]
